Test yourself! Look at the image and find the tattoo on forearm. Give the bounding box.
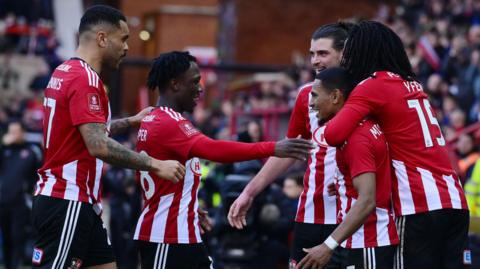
[81,123,151,170]
[105,139,151,170]
[109,118,131,135]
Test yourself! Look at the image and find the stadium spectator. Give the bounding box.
[0,120,41,269]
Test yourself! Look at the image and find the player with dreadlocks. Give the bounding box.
[324,21,470,269]
[133,51,313,269]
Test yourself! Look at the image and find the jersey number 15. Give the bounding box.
[408,99,445,148]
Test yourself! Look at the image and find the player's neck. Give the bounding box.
[75,46,102,74]
[156,97,182,113]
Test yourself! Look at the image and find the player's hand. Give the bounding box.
[128,106,154,128]
[228,191,254,229]
[198,209,213,234]
[296,244,333,269]
[327,183,337,196]
[274,137,314,161]
[151,159,186,183]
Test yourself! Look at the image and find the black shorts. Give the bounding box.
[138,241,213,269]
[340,245,396,269]
[395,209,470,269]
[31,195,114,268]
[289,222,342,269]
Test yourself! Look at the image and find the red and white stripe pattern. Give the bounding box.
[36,58,108,213]
[159,107,184,122]
[391,159,468,216]
[336,171,399,249]
[79,61,99,87]
[294,84,338,224]
[134,158,202,244]
[35,158,104,212]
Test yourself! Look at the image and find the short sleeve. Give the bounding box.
[67,75,106,126]
[343,131,376,179]
[286,88,311,139]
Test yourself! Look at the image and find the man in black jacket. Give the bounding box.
[0,120,41,269]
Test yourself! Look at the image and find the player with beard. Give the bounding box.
[32,5,185,269]
[228,22,353,268]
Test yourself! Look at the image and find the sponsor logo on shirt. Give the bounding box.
[190,158,201,176]
[88,93,101,111]
[32,247,43,265]
[312,126,328,147]
[179,121,199,137]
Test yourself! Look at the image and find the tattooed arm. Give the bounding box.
[109,118,131,136]
[78,122,186,182]
[109,106,153,135]
[79,122,152,170]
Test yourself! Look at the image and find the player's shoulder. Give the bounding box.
[56,58,101,88]
[297,82,314,95]
[348,119,383,143]
[155,107,186,122]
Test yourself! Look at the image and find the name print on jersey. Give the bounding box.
[46,77,63,90]
[403,81,423,93]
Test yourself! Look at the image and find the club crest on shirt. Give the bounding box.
[312,126,328,147]
[88,93,101,111]
[179,121,199,137]
[190,158,202,176]
[67,258,83,269]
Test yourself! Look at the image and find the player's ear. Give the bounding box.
[170,79,179,92]
[97,31,108,48]
[331,89,342,104]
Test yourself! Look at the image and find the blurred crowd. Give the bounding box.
[5,0,480,268]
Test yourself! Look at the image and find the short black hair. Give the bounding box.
[79,5,126,35]
[147,51,197,93]
[315,67,355,99]
[311,21,355,51]
[341,20,416,85]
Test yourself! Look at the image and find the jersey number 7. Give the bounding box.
[43,97,56,149]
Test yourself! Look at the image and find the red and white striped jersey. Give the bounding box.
[35,58,111,214]
[335,120,398,248]
[325,71,468,216]
[134,107,203,244]
[287,83,338,225]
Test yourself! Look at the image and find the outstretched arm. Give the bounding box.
[189,135,312,162]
